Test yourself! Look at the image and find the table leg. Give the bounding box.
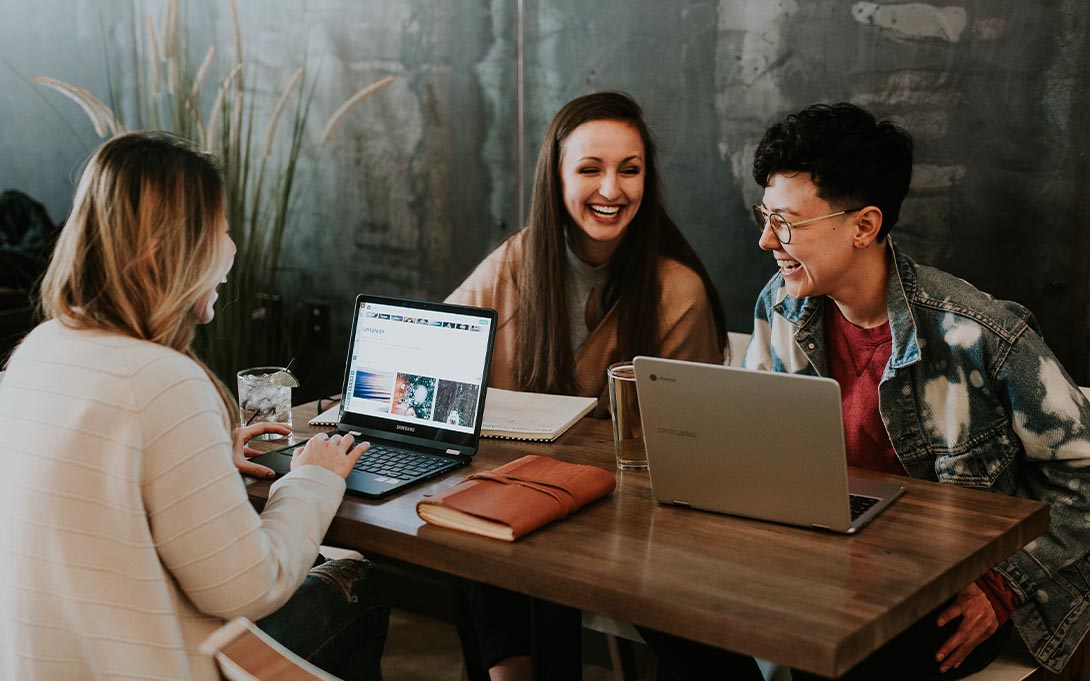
[530,597,582,681]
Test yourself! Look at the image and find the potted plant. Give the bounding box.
[34,0,392,385]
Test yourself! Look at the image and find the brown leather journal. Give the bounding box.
[416,454,616,541]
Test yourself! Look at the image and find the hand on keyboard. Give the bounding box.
[292,432,370,480]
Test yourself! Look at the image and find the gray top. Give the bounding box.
[565,242,611,353]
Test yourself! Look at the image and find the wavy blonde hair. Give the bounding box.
[40,131,239,427]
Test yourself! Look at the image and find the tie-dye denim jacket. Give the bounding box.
[743,242,1090,672]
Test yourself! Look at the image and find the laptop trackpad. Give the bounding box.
[250,447,298,476]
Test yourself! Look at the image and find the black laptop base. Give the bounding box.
[251,436,468,499]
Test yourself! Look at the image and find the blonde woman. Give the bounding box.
[0,132,387,680]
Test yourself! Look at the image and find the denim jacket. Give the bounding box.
[743,241,1090,672]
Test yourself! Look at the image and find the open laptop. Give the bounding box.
[633,357,903,533]
[252,294,497,498]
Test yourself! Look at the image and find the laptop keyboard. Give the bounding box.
[352,443,453,481]
[849,494,880,520]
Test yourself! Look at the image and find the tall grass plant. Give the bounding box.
[35,0,392,385]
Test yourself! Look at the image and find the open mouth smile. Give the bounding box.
[776,258,802,275]
[588,203,623,218]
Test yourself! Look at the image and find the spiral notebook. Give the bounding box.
[479,388,597,441]
[311,388,596,442]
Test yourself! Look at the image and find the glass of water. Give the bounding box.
[237,367,297,440]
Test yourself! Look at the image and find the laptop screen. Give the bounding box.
[338,296,497,452]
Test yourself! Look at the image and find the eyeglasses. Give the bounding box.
[751,205,864,244]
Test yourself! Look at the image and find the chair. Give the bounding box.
[0,302,34,363]
[199,547,363,681]
[317,545,363,562]
[580,612,789,681]
[961,633,1090,681]
[200,617,340,681]
[726,331,751,367]
[963,645,1038,681]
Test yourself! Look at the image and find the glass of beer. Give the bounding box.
[607,361,646,470]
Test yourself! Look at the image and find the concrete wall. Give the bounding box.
[4,0,1089,383]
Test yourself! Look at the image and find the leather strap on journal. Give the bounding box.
[465,470,578,516]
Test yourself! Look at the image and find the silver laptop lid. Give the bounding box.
[634,357,900,533]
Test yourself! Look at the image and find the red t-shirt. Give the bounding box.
[823,299,1015,624]
[824,299,902,475]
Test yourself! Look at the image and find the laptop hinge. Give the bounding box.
[672,500,691,508]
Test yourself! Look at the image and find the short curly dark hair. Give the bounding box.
[753,103,913,240]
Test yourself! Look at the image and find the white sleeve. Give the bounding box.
[136,354,346,620]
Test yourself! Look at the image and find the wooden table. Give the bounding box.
[246,401,1050,678]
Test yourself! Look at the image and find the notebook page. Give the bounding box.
[482,388,596,437]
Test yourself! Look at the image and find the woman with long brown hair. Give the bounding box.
[448,91,727,680]
[0,131,386,680]
[448,91,726,414]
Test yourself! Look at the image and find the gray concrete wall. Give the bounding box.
[2,0,127,219]
[4,0,1089,382]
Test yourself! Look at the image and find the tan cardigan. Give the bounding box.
[447,231,723,415]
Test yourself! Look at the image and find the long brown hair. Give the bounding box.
[514,92,726,393]
[40,131,239,427]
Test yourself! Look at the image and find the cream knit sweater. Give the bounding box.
[0,321,346,680]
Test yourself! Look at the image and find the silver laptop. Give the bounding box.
[633,357,903,533]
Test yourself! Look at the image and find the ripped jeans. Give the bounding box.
[257,557,389,681]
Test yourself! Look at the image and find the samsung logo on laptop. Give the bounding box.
[396,424,416,432]
[657,427,697,439]
[648,373,676,383]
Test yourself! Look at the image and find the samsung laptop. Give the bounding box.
[633,357,904,533]
[253,295,497,498]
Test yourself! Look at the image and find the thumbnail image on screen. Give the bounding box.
[351,369,395,414]
[434,379,481,428]
[391,373,436,420]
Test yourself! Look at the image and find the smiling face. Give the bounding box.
[758,172,864,301]
[559,119,645,265]
[193,215,237,324]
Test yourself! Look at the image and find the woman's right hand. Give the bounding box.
[291,432,369,480]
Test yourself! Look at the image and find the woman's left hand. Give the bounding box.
[233,423,292,478]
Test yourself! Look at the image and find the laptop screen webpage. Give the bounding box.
[339,297,495,450]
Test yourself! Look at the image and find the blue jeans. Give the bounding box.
[257,557,389,681]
